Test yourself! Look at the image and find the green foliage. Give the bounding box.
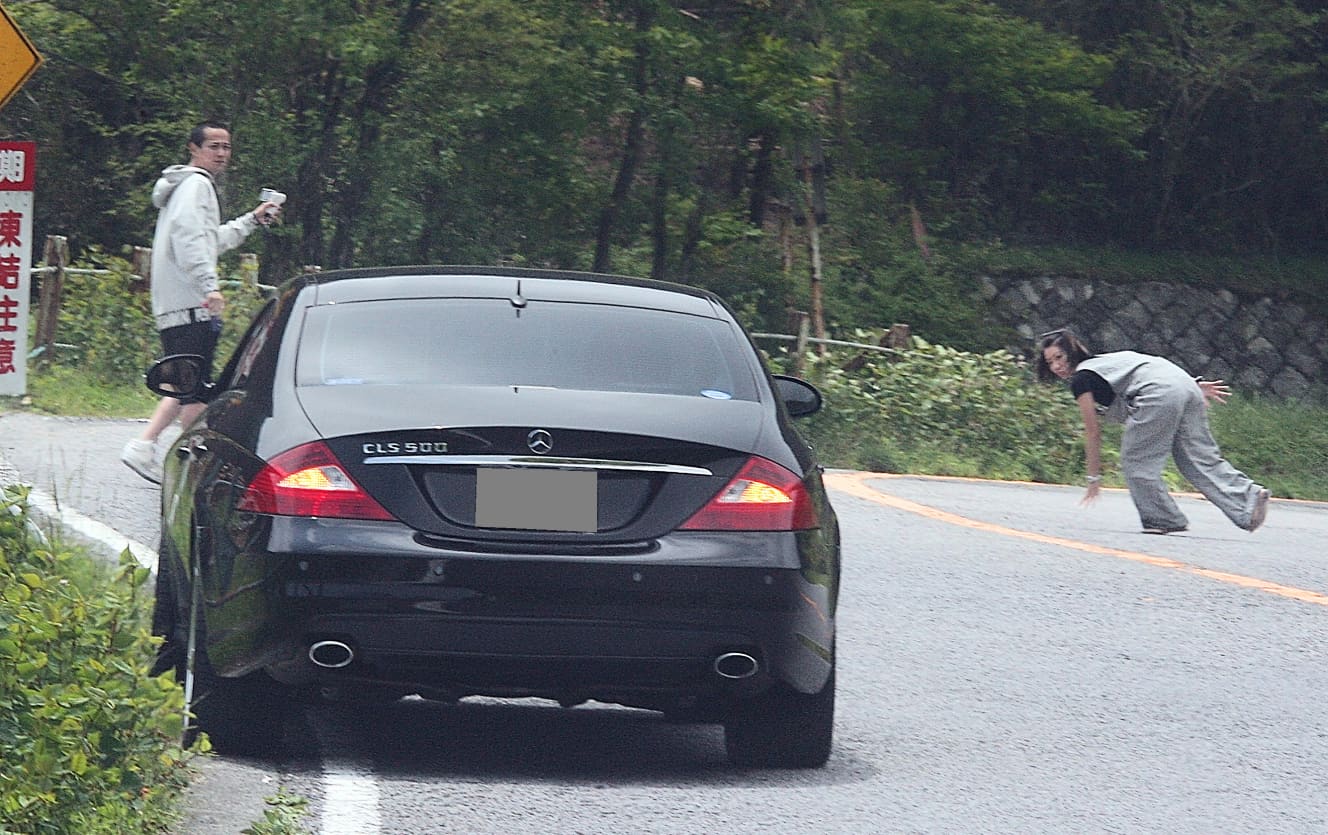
[36,251,274,414]
[761,334,1327,501]
[1104,0,1322,247]
[675,213,798,333]
[240,790,311,835]
[8,0,1328,283]
[0,486,190,835]
[1207,395,1328,502]
[838,0,1144,237]
[818,179,1012,351]
[41,251,157,385]
[775,335,1088,482]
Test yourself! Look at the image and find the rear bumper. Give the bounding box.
[244,522,836,709]
[280,561,832,708]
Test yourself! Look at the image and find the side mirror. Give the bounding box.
[145,354,213,402]
[772,374,823,418]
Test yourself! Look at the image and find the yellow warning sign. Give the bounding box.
[0,3,43,111]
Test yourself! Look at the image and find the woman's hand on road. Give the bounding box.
[1081,481,1101,506]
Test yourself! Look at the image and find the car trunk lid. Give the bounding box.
[297,385,769,543]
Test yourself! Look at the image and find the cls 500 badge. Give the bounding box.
[362,441,449,455]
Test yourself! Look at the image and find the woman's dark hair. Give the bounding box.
[1035,328,1095,382]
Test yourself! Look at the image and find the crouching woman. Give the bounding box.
[1036,329,1269,534]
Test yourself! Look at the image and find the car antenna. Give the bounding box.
[510,280,527,315]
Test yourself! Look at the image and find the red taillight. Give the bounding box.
[680,456,819,531]
[238,442,395,520]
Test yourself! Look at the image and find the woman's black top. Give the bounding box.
[1070,369,1115,407]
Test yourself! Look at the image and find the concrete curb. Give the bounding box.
[13,482,158,571]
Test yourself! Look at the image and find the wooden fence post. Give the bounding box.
[239,253,259,289]
[793,311,810,376]
[33,235,69,363]
[131,246,152,289]
[885,323,912,350]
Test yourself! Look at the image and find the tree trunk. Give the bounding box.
[748,132,775,227]
[593,5,655,274]
[593,105,647,274]
[650,165,668,280]
[801,156,827,354]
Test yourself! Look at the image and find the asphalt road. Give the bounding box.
[4,411,1328,834]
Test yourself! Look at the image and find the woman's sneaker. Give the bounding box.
[121,439,163,484]
[1142,524,1188,535]
[1246,488,1271,532]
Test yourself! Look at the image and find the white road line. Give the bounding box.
[320,762,384,835]
[315,715,383,835]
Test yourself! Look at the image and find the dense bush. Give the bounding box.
[771,333,1328,500]
[44,251,273,386]
[42,250,158,384]
[0,486,190,834]
[772,334,1106,484]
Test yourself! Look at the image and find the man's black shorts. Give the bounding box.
[159,320,220,404]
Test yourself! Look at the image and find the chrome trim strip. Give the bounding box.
[362,454,712,476]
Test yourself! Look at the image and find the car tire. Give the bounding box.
[150,534,190,678]
[174,548,288,757]
[724,666,835,769]
[188,656,288,757]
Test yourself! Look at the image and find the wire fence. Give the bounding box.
[26,234,272,361]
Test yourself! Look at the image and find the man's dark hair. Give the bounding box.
[1035,328,1095,382]
[187,121,230,149]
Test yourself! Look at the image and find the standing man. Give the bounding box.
[121,121,280,483]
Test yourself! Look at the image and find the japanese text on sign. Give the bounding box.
[0,147,28,185]
[0,142,36,394]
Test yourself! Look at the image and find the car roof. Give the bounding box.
[289,266,730,318]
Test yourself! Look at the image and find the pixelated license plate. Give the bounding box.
[474,468,598,532]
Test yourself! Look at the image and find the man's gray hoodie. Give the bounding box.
[150,165,259,329]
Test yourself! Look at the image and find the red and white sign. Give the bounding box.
[0,141,35,395]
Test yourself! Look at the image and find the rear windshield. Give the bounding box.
[295,298,759,401]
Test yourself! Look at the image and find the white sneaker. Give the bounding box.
[121,439,163,484]
[1247,488,1271,532]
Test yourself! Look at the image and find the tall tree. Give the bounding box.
[837,0,1143,240]
[1113,0,1321,244]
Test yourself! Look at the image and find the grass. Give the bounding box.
[1204,395,1328,502]
[10,365,158,417]
[811,394,1328,502]
[804,391,1328,503]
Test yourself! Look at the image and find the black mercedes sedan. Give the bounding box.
[147,266,840,768]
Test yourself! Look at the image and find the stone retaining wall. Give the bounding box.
[978,274,1328,402]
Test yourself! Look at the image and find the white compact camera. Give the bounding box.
[259,188,287,219]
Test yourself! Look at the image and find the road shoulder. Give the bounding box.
[0,411,286,835]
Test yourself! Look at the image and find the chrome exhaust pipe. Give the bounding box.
[308,640,355,669]
[713,651,759,680]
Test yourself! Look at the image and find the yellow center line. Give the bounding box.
[825,471,1328,607]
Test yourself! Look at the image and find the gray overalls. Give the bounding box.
[1077,351,1264,531]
